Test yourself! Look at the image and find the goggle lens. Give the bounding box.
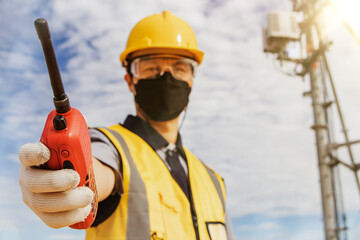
[130,57,198,81]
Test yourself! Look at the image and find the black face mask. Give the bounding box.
[134,72,191,121]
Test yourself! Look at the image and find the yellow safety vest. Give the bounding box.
[86,125,228,240]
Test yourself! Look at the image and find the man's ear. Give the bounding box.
[124,73,136,95]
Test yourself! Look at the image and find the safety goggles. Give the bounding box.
[130,56,198,81]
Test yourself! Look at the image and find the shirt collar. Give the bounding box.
[122,115,185,155]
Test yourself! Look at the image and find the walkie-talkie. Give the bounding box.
[35,18,98,229]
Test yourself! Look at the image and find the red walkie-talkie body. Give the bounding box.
[35,18,98,229]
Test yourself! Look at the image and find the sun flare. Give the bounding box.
[329,0,360,39]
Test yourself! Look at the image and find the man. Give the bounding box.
[19,11,233,239]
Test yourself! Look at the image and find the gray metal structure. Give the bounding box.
[263,0,360,239]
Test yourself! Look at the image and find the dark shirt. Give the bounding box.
[91,115,188,226]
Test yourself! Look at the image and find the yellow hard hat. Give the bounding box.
[120,11,204,67]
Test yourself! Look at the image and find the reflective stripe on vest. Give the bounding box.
[202,164,225,214]
[108,129,150,239]
[86,125,227,240]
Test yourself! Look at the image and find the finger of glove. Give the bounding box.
[19,165,80,193]
[34,203,92,229]
[22,187,94,213]
[19,142,50,167]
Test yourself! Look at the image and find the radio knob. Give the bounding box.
[53,114,67,130]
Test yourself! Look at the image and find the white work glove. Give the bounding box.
[18,142,94,229]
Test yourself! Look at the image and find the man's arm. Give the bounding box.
[92,157,116,202]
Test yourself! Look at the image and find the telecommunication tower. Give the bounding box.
[263,0,360,239]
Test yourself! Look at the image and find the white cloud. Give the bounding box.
[50,233,85,240]
[0,177,22,205]
[237,221,281,231]
[0,224,21,240]
[2,0,360,239]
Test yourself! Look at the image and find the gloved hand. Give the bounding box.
[18,142,94,229]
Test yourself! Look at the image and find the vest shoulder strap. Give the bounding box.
[202,162,226,213]
[183,147,226,214]
[96,126,151,239]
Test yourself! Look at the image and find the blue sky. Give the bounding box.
[1,0,360,239]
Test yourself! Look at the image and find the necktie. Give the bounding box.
[165,148,189,199]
